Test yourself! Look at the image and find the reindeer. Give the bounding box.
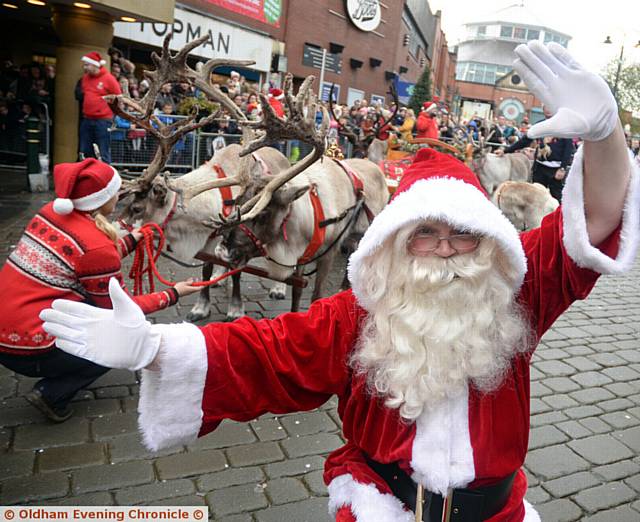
[109,33,291,321]
[493,181,559,231]
[468,141,532,197]
[183,76,389,307]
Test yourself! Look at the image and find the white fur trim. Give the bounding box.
[72,168,121,211]
[348,177,527,312]
[138,322,207,451]
[327,474,413,522]
[53,198,74,215]
[523,499,541,522]
[561,146,640,274]
[411,388,475,496]
[81,56,103,68]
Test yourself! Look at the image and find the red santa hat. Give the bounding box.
[81,51,106,68]
[268,88,285,100]
[52,158,121,215]
[347,148,526,311]
[422,101,437,113]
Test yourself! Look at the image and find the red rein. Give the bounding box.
[128,223,241,295]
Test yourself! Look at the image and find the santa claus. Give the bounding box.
[40,42,639,521]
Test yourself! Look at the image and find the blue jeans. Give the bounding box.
[79,118,112,164]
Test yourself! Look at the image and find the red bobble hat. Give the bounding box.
[422,101,437,113]
[52,159,121,215]
[268,88,284,100]
[347,148,527,311]
[81,51,106,68]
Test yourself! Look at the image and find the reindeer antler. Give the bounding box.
[373,83,399,140]
[112,33,257,198]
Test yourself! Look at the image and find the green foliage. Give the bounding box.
[603,58,640,112]
[408,67,432,115]
[176,94,220,117]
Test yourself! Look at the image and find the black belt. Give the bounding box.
[366,457,515,522]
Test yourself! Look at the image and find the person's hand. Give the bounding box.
[174,278,200,297]
[513,41,618,142]
[39,278,161,371]
[554,168,566,180]
[131,227,144,241]
[494,148,505,157]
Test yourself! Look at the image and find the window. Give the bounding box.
[514,27,527,40]
[526,29,539,41]
[544,32,554,43]
[477,25,486,36]
[501,25,513,38]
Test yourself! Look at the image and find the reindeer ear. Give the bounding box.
[274,184,311,207]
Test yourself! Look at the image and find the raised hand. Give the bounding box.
[513,41,619,142]
[40,278,161,370]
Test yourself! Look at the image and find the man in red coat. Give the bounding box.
[78,51,121,164]
[415,101,439,140]
[41,43,638,521]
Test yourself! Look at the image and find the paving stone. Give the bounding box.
[206,483,269,517]
[565,357,602,372]
[265,477,309,504]
[598,397,635,413]
[617,350,640,363]
[605,382,638,397]
[92,413,139,440]
[13,418,90,450]
[95,386,131,399]
[541,394,579,410]
[152,495,207,506]
[528,425,569,450]
[543,377,581,393]
[588,353,627,367]
[601,410,639,429]
[216,515,253,522]
[155,449,227,479]
[0,450,35,479]
[525,445,589,480]
[529,398,552,415]
[114,479,196,505]
[71,399,121,418]
[253,497,332,522]
[188,421,256,450]
[0,405,49,427]
[1,471,70,504]
[602,366,640,382]
[543,471,600,497]
[582,505,640,522]
[571,372,613,387]
[250,417,288,441]
[71,461,155,494]
[573,481,636,512]
[579,417,614,434]
[534,360,576,377]
[197,466,265,492]
[613,426,640,452]
[525,485,550,504]
[0,427,12,451]
[265,455,326,478]
[555,420,592,439]
[624,473,640,492]
[534,499,583,522]
[530,381,553,398]
[279,411,338,437]
[569,387,616,404]
[226,441,284,467]
[593,460,640,481]
[564,405,604,419]
[303,470,328,496]
[38,443,106,471]
[537,348,568,360]
[90,369,138,388]
[530,411,568,427]
[281,433,343,458]
[107,432,182,463]
[46,492,115,505]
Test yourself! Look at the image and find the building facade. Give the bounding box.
[454,4,571,122]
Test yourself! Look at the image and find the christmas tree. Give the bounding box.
[409,67,432,115]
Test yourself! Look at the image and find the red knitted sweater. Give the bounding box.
[0,203,177,354]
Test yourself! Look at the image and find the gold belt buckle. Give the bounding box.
[442,488,454,522]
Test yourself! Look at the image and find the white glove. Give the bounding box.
[513,41,619,141]
[40,278,161,371]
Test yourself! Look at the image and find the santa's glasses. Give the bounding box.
[407,231,480,255]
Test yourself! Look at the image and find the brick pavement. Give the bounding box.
[1,189,639,521]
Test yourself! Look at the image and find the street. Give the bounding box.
[1,188,639,522]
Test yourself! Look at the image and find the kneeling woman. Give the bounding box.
[0,159,199,422]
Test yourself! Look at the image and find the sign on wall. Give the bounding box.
[394,80,415,105]
[205,0,282,27]
[370,94,386,106]
[498,98,526,121]
[345,0,381,32]
[321,82,340,103]
[302,45,342,74]
[113,7,273,72]
[347,88,365,106]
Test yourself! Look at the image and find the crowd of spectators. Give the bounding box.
[0,60,54,155]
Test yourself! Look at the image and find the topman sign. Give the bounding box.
[114,7,273,72]
[345,0,381,32]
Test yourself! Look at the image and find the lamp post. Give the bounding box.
[604,35,640,102]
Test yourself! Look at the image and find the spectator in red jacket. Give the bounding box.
[267,88,286,118]
[78,52,121,164]
[0,159,199,422]
[415,101,439,140]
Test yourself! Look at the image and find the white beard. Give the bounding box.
[351,225,531,421]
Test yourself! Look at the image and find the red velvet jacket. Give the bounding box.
[0,203,176,353]
[190,209,620,521]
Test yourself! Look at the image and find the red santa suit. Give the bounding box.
[0,159,177,353]
[268,88,286,118]
[416,109,439,140]
[135,148,639,521]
